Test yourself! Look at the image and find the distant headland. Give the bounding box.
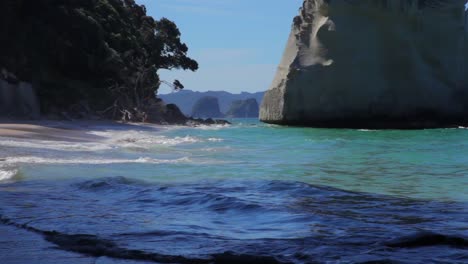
[160,90,264,118]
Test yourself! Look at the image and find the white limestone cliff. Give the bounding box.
[260,0,468,128]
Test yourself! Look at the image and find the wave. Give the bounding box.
[89,130,225,150]
[358,129,377,132]
[0,138,112,152]
[91,130,203,146]
[385,231,468,248]
[192,124,230,131]
[3,156,191,165]
[0,168,17,182]
[0,129,224,153]
[74,176,143,190]
[0,215,284,264]
[1,180,468,263]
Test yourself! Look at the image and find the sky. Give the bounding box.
[137,0,303,94]
[138,1,468,94]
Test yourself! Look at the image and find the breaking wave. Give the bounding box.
[0,130,224,153]
[0,138,112,152]
[3,156,191,165]
[0,215,283,264]
[1,178,468,263]
[0,168,17,182]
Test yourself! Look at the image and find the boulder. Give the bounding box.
[145,99,188,125]
[260,0,468,128]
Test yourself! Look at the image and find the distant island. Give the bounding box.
[191,96,224,119]
[160,90,264,118]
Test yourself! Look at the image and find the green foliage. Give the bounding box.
[0,0,197,116]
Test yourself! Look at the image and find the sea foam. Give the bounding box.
[0,168,18,182]
[0,130,215,153]
[0,138,112,152]
[3,156,191,165]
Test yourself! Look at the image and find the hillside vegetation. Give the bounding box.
[0,0,197,120]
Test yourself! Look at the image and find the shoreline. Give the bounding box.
[0,120,163,142]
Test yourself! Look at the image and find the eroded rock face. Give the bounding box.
[191,96,224,118]
[225,99,259,118]
[260,0,468,128]
[0,79,40,119]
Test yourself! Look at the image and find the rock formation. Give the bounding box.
[260,0,468,128]
[191,96,224,118]
[160,90,264,115]
[0,69,40,119]
[225,99,260,118]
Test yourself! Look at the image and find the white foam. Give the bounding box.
[0,168,17,182]
[0,138,113,151]
[200,146,232,152]
[0,129,213,153]
[89,130,204,148]
[194,124,229,131]
[4,156,191,165]
[207,138,224,142]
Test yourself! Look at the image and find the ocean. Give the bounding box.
[0,119,467,263]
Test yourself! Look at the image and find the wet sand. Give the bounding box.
[0,120,161,142]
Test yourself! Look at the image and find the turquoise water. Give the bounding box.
[1,119,468,263]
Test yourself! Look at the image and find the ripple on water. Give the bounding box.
[0,178,467,263]
[1,121,468,263]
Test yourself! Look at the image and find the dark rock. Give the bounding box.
[185,118,231,127]
[204,118,215,125]
[145,100,189,125]
[213,119,231,125]
[165,104,189,124]
[145,99,230,126]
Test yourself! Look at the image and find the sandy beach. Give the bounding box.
[0,120,161,142]
[0,119,167,182]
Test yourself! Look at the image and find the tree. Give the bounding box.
[0,0,198,120]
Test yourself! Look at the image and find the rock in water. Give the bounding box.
[260,0,468,128]
[225,99,260,118]
[191,96,224,118]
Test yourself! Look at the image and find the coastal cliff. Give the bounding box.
[260,0,468,128]
[0,0,197,122]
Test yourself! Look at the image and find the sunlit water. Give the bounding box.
[1,119,467,263]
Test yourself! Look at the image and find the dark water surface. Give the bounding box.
[0,120,467,263]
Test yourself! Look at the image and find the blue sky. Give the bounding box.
[138,1,468,94]
[137,0,303,94]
